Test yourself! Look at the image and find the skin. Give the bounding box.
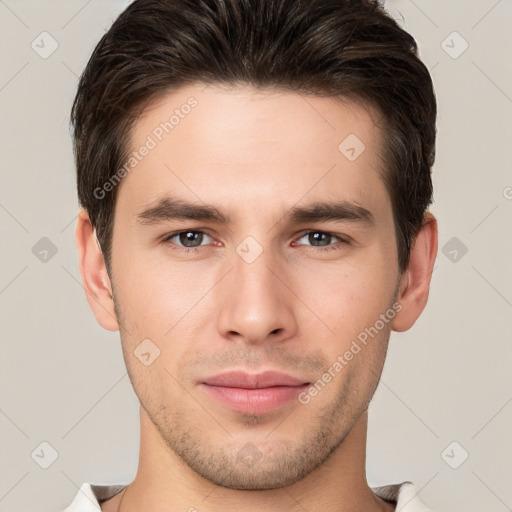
[75,83,437,512]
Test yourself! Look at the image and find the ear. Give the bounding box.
[75,208,119,332]
[391,211,438,332]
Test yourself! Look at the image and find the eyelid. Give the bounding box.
[295,228,350,242]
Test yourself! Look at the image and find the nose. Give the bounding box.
[216,247,298,345]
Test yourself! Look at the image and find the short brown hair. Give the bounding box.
[71,0,436,276]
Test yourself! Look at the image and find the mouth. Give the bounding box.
[200,370,311,415]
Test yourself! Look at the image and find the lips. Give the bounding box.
[201,370,309,388]
[200,370,310,415]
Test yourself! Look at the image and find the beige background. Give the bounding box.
[0,1,511,511]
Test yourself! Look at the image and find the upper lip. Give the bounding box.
[201,370,309,389]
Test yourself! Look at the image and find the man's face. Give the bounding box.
[109,84,401,489]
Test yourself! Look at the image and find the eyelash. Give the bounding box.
[161,230,350,254]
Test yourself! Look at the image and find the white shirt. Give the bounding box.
[62,480,436,511]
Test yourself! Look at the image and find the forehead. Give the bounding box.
[116,83,390,223]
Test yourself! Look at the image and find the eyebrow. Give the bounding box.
[136,197,231,225]
[285,201,374,226]
[135,196,375,227]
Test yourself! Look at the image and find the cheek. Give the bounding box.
[293,257,395,340]
[114,254,222,353]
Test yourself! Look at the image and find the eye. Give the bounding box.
[162,230,214,251]
[293,231,349,251]
[161,229,349,254]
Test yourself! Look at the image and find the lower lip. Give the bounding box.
[200,383,310,415]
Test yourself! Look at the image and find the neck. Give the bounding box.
[111,406,392,512]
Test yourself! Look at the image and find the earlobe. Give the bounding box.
[75,208,119,332]
[391,212,438,333]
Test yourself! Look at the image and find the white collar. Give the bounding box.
[63,480,435,511]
